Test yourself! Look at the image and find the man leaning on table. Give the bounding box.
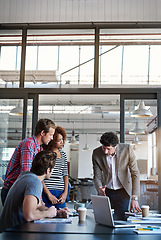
[92,132,141,220]
[1,118,56,206]
[0,150,68,232]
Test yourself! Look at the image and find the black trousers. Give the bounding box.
[105,188,130,220]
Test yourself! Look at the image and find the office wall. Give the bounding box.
[78,134,100,179]
[0,0,160,23]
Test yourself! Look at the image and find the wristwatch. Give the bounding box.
[131,196,138,201]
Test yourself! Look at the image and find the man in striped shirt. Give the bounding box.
[1,118,56,206]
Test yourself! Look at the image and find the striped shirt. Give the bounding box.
[4,136,43,188]
[44,149,68,191]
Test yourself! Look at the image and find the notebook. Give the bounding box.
[91,195,139,228]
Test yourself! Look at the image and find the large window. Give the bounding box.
[149,46,161,84]
[123,46,149,84]
[25,29,95,87]
[99,46,122,84]
[0,30,22,87]
[1,28,161,87]
[99,29,161,86]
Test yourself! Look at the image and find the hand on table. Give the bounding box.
[130,200,141,213]
[57,208,69,218]
[47,206,57,218]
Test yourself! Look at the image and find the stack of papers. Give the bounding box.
[127,216,161,224]
[125,212,142,217]
[125,212,161,218]
[34,218,72,223]
[134,226,161,234]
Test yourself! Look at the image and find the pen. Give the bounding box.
[138,228,152,231]
[138,228,160,231]
[147,226,160,229]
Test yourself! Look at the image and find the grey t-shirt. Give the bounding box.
[0,171,42,231]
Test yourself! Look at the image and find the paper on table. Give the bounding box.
[134,226,161,234]
[125,212,142,217]
[125,212,161,217]
[34,218,72,223]
[127,216,161,224]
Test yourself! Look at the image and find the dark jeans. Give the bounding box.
[105,188,130,220]
[1,187,9,206]
[42,190,66,208]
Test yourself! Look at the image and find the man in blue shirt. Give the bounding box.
[0,150,68,232]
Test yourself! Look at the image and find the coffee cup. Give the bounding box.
[141,205,150,218]
[78,207,87,222]
[74,202,85,212]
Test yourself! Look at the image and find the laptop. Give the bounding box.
[91,195,138,228]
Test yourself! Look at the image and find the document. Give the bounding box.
[133,226,161,234]
[125,212,142,217]
[125,212,161,218]
[127,216,161,224]
[34,218,72,223]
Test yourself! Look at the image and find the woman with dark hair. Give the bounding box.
[42,126,69,208]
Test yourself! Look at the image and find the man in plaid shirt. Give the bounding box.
[1,118,56,206]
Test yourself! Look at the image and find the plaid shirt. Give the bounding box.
[4,136,43,188]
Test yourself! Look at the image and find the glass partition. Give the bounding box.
[125,99,157,210]
[0,99,32,184]
[38,94,120,182]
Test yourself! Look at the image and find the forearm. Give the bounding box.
[130,159,140,195]
[23,195,57,222]
[93,177,103,192]
[58,176,69,204]
[129,145,140,196]
[43,181,59,204]
[132,176,140,196]
[37,204,48,211]
[42,181,52,199]
[93,166,103,191]
[26,208,53,221]
[63,175,68,194]
[92,155,103,191]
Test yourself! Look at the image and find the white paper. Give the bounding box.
[34,218,72,223]
[125,212,161,218]
[127,216,161,224]
[134,226,161,234]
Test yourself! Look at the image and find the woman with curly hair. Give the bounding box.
[42,126,69,208]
